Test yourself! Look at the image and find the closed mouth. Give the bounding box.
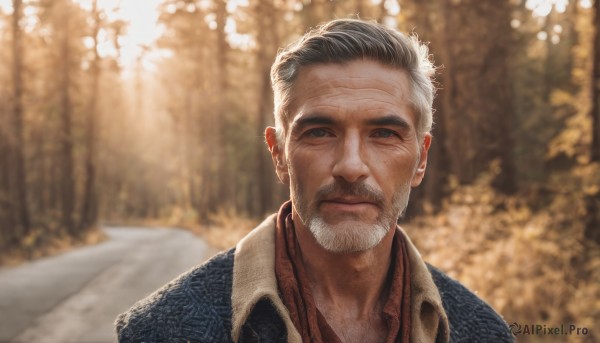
[322,197,376,206]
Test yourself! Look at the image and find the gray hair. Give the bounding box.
[270,18,436,143]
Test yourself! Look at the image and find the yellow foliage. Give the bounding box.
[405,165,600,343]
[0,226,107,267]
[550,89,577,108]
[165,206,199,227]
[201,208,260,250]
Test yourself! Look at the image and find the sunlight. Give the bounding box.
[0,0,12,14]
[227,0,248,12]
[77,0,163,68]
[222,16,254,50]
[385,0,400,16]
[117,0,162,67]
[580,0,592,8]
[526,0,569,17]
[0,0,162,68]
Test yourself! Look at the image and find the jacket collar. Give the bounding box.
[231,214,449,343]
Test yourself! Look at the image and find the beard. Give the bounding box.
[292,179,412,253]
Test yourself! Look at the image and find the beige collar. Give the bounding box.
[231,214,450,343]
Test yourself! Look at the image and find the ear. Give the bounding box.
[265,127,290,184]
[411,133,432,187]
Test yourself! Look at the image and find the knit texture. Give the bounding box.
[115,249,235,343]
[115,248,514,342]
[428,265,514,342]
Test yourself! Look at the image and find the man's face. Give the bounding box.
[267,59,431,253]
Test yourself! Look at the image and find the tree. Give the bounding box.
[400,1,451,215]
[592,0,600,162]
[79,0,101,231]
[586,0,600,244]
[213,0,232,212]
[10,0,30,236]
[254,0,280,216]
[56,0,76,235]
[436,0,517,194]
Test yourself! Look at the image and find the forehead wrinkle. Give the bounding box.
[303,94,411,117]
[305,82,408,99]
[300,80,411,110]
[303,65,410,92]
[303,83,409,102]
[287,61,414,131]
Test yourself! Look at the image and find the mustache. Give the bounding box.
[315,180,385,207]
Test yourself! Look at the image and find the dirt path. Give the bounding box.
[0,226,215,343]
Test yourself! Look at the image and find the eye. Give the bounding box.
[303,128,331,138]
[371,129,400,139]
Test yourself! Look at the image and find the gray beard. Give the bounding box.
[294,181,412,253]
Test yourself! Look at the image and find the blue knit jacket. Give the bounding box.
[116,245,514,342]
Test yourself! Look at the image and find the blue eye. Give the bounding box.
[305,128,329,137]
[372,129,399,138]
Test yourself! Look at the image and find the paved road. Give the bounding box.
[0,227,216,343]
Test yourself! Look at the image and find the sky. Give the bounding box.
[82,0,163,67]
[0,0,163,68]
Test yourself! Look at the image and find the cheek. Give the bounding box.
[369,152,417,189]
[289,150,332,187]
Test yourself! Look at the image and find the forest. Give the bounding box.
[0,0,598,341]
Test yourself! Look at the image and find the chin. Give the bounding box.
[307,216,390,253]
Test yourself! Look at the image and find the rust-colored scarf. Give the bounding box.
[274,201,411,343]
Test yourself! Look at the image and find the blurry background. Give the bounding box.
[0,0,598,342]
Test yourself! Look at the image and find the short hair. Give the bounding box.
[270,19,436,143]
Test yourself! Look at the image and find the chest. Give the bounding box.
[319,307,389,343]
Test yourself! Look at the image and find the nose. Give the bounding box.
[331,133,369,183]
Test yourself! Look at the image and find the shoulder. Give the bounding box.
[115,248,236,343]
[426,264,515,343]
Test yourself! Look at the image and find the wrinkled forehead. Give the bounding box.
[285,60,413,125]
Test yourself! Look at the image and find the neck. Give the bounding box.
[292,211,396,317]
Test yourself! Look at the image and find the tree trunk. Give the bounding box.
[401,1,450,216]
[377,0,387,22]
[437,0,517,194]
[585,0,600,245]
[254,0,279,216]
[11,0,30,236]
[356,0,365,17]
[592,0,600,163]
[58,3,76,236]
[80,0,101,231]
[302,0,322,29]
[212,0,231,213]
[0,127,17,247]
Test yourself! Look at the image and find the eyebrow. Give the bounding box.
[291,115,337,131]
[290,113,412,133]
[365,115,412,131]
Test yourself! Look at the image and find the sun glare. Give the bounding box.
[0,0,11,14]
[580,0,593,8]
[525,0,574,16]
[77,0,163,68]
[0,0,162,69]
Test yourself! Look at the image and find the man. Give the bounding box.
[116,19,513,342]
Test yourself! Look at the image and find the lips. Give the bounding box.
[313,181,385,210]
[323,197,375,205]
[320,197,380,212]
